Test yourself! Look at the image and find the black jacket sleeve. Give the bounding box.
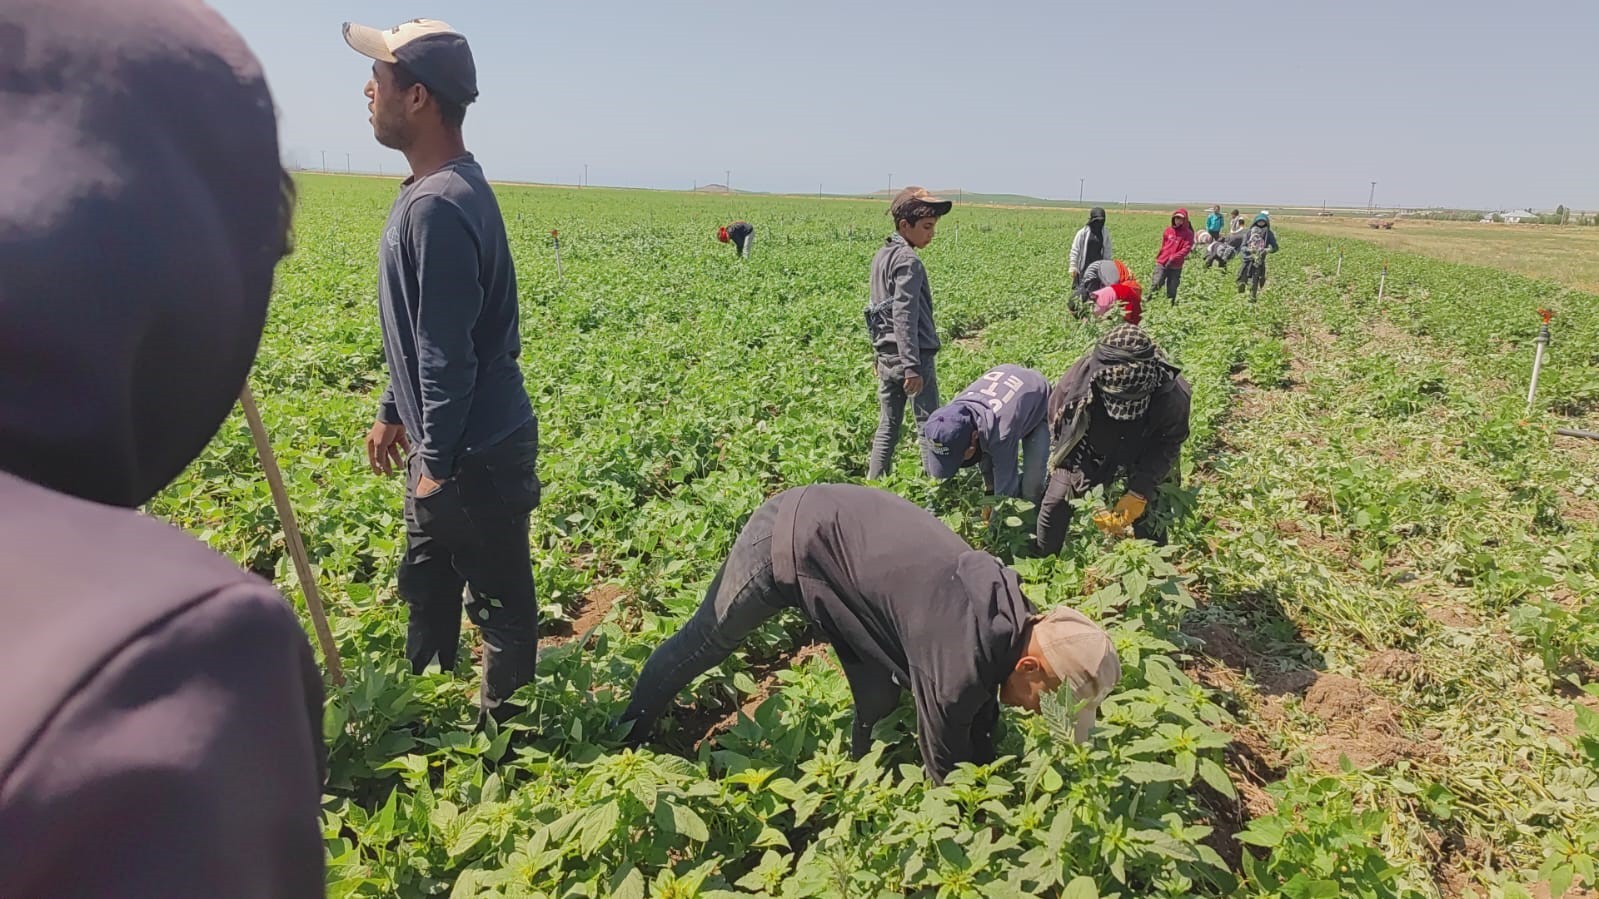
[911,677,996,784]
[1128,382,1191,498]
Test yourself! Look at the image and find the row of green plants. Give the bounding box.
[151,179,1596,896]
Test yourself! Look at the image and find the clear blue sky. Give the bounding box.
[211,0,1597,211]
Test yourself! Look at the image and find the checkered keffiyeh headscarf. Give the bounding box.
[1093,324,1169,420]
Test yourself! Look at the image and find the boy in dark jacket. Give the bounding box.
[1149,208,1196,306]
[0,2,325,894]
[1035,325,1192,556]
[865,187,952,479]
[618,485,1121,783]
[719,221,755,257]
[922,365,1052,503]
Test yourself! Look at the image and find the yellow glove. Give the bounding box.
[1092,493,1148,537]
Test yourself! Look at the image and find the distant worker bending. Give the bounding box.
[718,221,755,257]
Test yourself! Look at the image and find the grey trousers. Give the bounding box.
[1018,421,1051,505]
[867,355,940,480]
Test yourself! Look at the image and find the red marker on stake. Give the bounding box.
[1527,308,1554,411]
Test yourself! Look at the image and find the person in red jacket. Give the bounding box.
[1149,209,1195,306]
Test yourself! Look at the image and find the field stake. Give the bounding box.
[551,229,564,281]
[1526,310,1553,411]
[239,384,345,685]
[1335,249,1343,278]
[1378,262,1387,300]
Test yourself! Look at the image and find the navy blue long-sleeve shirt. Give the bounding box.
[376,154,533,479]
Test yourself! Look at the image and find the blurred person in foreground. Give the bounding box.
[0,0,326,894]
[345,18,541,724]
[618,485,1120,784]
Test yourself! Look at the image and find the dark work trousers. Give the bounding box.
[1034,445,1178,556]
[400,419,540,724]
[617,498,902,757]
[618,499,788,742]
[1150,263,1182,303]
[867,355,941,479]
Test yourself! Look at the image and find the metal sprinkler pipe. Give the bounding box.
[1525,309,1554,411]
[1556,428,1599,441]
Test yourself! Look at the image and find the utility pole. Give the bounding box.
[320,150,326,173]
[726,169,731,194]
[345,153,351,175]
[584,163,588,188]
[887,173,893,195]
[1079,178,1085,203]
[1368,180,1377,209]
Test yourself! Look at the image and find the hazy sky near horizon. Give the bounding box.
[211,0,1598,211]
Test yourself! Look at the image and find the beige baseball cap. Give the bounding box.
[342,19,478,106]
[1034,606,1120,742]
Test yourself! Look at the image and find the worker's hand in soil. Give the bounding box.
[904,372,924,395]
[366,420,410,475]
[1092,493,1148,537]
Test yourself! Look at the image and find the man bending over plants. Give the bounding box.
[618,485,1121,784]
[865,187,952,479]
[1034,324,1192,555]
[921,365,1053,505]
[346,19,541,725]
[718,220,755,257]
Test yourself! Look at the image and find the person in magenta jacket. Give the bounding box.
[1149,209,1195,306]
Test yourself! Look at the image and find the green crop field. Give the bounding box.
[152,175,1599,898]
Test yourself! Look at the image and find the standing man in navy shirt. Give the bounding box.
[346,19,540,724]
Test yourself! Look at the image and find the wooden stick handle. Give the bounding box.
[239,384,345,685]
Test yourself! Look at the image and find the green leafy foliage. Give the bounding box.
[152,178,1599,896]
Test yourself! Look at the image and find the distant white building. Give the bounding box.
[1500,209,1538,224]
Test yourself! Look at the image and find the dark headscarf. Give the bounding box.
[0,0,290,507]
[1048,324,1179,429]
[1085,206,1107,264]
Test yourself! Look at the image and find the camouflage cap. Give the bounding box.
[889,186,953,221]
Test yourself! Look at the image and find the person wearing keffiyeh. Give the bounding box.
[1034,324,1192,556]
